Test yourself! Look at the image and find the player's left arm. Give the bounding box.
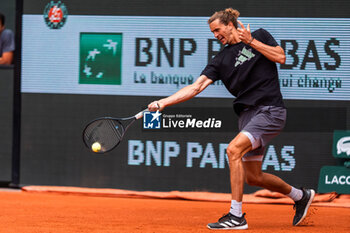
[237,21,286,64]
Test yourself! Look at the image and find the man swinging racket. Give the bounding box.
[148,8,315,230]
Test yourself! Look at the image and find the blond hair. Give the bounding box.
[208,8,240,28]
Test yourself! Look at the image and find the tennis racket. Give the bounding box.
[82,108,152,153]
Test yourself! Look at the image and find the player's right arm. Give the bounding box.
[148,75,213,111]
[0,51,14,65]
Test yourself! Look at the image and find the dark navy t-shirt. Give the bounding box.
[201,28,285,115]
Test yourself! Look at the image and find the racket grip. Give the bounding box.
[135,108,148,119]
[135,103,160,119]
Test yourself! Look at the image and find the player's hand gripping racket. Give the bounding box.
[82,108,154,153]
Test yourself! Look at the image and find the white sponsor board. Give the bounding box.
[22,15,350,100]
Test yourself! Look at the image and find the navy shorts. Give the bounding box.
[238,105,287,159]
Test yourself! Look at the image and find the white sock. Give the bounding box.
[287,186,303,201]
[229,200,242,217]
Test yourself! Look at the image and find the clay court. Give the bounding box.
[0,187,349,233]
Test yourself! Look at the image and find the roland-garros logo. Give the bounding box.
[43,1,68,29]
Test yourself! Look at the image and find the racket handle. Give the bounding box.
[135,103,160,119]
[135,108,149,119]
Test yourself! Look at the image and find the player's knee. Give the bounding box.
[226,145,243,162]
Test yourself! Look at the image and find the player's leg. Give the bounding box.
[227,132,252,201]
[207,132,251,230]
[243,160,291,194]
[238,105,314,226]
[243,156,315,226]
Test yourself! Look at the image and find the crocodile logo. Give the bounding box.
[337,136,350,156]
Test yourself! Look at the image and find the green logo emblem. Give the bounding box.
[79,33,122,85]
[333,130,350,158]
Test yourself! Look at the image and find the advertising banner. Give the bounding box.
[21,15,350,100]
[318,166,350,194]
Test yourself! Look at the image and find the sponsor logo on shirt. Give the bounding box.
[234,47,255,67]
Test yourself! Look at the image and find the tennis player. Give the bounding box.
[148,8,315,230]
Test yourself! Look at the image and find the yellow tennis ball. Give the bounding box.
[91,142,101,152]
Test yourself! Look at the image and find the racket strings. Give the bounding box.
[83,119,124,152]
